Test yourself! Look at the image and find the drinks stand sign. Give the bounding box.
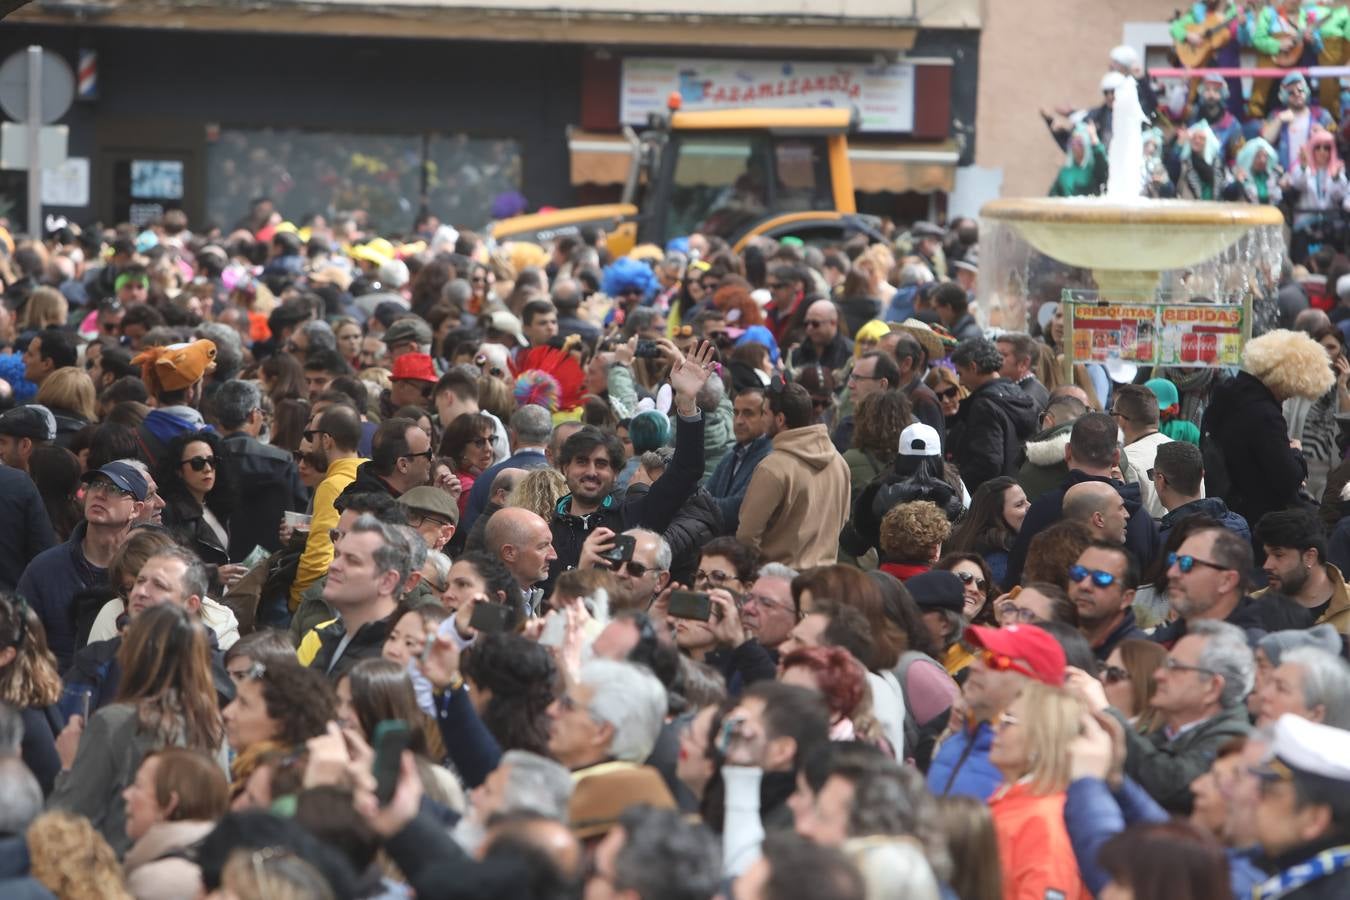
[1063,291,1248,369]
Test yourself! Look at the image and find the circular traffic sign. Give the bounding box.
[0,48,75,124]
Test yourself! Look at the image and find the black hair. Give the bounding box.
[1153,441,1204,497]
[317,404,363,453]
[934,282,969,317]
[1256,508,1327,561]
[769,382,813,430]
[950,337,1003,375]
[370,417,419,477]
[741,681,830,771]
[32,328,78,370]
[333,490,408,524]
[99,346,137,381]
[858,350,902,389]
[460,633,557,756]
[325,376,370,414]
[558,425,625,471]
[1083,539,1141,590]
[1068,412,1119,469]
[302,348,352,377]
[196,811,355,897]
[699,536,762,584]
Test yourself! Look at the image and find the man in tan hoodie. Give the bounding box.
[737,382,851,568]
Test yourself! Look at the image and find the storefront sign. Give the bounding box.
[620,57,915,133]
[1068,299,1245,369]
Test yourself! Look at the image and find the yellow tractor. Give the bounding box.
[489,106,883,256]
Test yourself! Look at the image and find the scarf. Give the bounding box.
[1253,844,1350,900]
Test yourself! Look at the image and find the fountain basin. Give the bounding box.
[980,198,1284,274]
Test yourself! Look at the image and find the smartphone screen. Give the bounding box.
[668,590,712,621]
[371,719,412,806]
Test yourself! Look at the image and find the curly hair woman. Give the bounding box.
[221,657,335,801]
[439,412,497,520]
[846,390,913,503]
[879,500,952,582]
[28,811,132,900]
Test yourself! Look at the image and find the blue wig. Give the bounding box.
[735,325,781,365]
[602,257,660,302]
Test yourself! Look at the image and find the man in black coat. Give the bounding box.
[0,465,55,592]
[213,380,307,560]
[948,338,1039,492]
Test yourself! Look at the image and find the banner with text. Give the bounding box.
[620,57,916,133]
[1068,299,1245,369]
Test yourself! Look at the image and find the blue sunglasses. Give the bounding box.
[1167,553,1230,575]
[1068,565,1115,587]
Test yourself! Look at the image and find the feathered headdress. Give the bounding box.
[513,336,586,412]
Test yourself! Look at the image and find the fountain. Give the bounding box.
[979,78,1286,328]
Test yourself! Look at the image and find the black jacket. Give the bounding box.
[548,412,706,584]
[0,465,55,592]
[48,407,88,450]
[1202,371,1307,529]
[221,430,308,561]
[1004,471,1161,591]
[307,608,399,681]
[1152,594,1313,647]
[161,494,229,569]
[625,483,723,586]
[949,378,1039,492]
[1092,608,1148,661]
[335,461,401,509]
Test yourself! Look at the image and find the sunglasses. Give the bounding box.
[1103,665,1130,685]
[183,456,216,472]
[303,429,325,442]
[401,450,435,461]
[1068,565,1116,587]
[612,559,651,578]
[1167,553,1230,574]
[936,386,960,401]
[953,571,987,591]
[694,570,740,588]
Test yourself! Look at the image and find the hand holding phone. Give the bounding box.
[371,720,413,806]
[668,590,712,621]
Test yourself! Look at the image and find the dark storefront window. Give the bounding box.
[206,128,521,235]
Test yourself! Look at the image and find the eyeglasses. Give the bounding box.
[694,570,740,589]
[1162,657,1220,678]
[848,371,881,383]
[401,449,435,461]
[1103,665,1130,685]
[741,592,794,615]
[1167,553,1231,575]
[936,386,960,401]
[468,437,492,449]
[1068,565,1117,588]
[804,320,830,328]
[996,602,1042,624]
[86,479,133,498]
[183,456,216,472]
[978,649,1036,679]
[952,571,987,591]
[409,512,453,530]
[605,559,652,579]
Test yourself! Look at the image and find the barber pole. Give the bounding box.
[77,49,96,101]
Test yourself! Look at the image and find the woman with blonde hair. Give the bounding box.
[19,285,68,332]
[0,592,64,795]
[936,795,1003,900]
[924,365,967,431]
[37,366,98,445]
[27,810,131,900]
[987,681,1092,900]
[505,467,568,520]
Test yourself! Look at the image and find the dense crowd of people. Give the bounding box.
[0,203,1347,900]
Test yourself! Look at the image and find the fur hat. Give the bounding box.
[1243,329,1335,400]
[132,339,216,394]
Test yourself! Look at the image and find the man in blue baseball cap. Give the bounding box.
[17,461,147,667]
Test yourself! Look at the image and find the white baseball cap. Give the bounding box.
[898,422,942,457]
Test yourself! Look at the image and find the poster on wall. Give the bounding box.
[620,57,915,133]
[1068,297,1245,369]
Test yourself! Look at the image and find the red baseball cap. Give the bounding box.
[391,352,438,383]
[964,624,1066,686]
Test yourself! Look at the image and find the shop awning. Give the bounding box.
[567,131,960,193]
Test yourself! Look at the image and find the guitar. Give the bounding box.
[1175,10,1237,68]
[1272,7,1335,68]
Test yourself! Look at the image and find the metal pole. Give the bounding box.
[26,45,42,237]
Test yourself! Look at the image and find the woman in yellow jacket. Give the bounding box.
[987,681,1093,900]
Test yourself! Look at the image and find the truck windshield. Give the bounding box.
[663,133,832,240]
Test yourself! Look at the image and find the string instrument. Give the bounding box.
[1272,8,1333,68]
[1174,9,1237,68]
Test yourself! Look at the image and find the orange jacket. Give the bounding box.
[989,781,1092,900]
